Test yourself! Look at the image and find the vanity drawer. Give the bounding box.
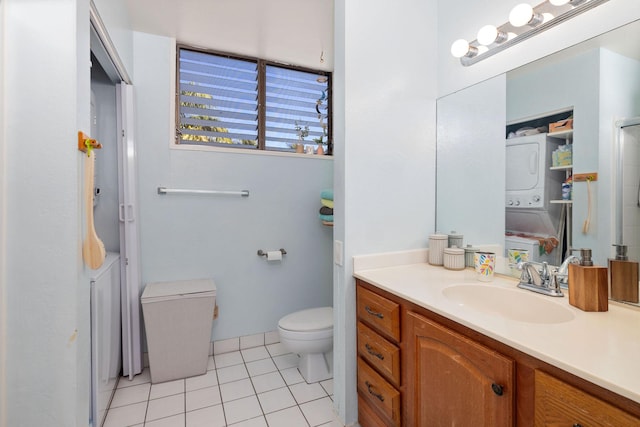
[357,321,401,386]
[357,358,401,427]
[357,285,400,342]
[535,370,639,426]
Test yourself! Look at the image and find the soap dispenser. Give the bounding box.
[568,248,608,312]
[609,244,639,303]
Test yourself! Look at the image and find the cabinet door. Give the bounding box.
[405,311,514,427]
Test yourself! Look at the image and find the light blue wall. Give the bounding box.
[132,32,334,341]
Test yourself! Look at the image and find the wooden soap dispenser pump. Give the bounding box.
[568,248,608,312]
[609,244,639,304]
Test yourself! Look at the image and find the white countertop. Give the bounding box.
[353,250,640,404]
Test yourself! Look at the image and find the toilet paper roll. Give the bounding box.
[266,250,282,261]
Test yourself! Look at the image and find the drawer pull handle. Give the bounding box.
[365,381,385,402]
[491,383,504,396]
[573,424,583,427]
[365,343,385,360]
[365,306,384,319]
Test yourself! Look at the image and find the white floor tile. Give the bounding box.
[217,363,250,384]
[229,415,268,426]
[185,404,226,427]
[289,382,327,405]
[265,406,310,427]
[186,385,222,412]
[264,331,280,346]
[317,420,343,427]
[272,353,299,371]
[320,379,333,396]
[103,401,147,427]
[146,394,185,422]
[279,367,304,386]
[246,358,277,377]
[214,337,240,355]
[220,378,255,402]
[250,371,286,394]
[150,379,185,400]
[118,369,151,388]
[256,387,296,414]
[214,351,244,368]
[240,333,264,349]
[299,396,334,426]
[207,356,216,371]
[223,395,263,425]
[185,370,218,392]
[144,413,186,427]
[265,342,288,357]
[110,383,151,408]
[241,346,270,362]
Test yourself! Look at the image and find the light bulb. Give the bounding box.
[509,3,543,27]
[477,25,507,46]
[477,45,489,55]
[451,39,471,58]
[549,0,570,5]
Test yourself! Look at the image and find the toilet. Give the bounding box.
[278,306,333,383]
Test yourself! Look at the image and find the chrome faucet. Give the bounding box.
[516,261,564,297]
[556,255,580,286]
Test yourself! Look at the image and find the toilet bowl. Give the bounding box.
[278,307,333,383]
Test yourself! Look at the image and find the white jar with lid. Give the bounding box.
[428,234,448,266]
[448,231,463,249]
[444,247,465,270]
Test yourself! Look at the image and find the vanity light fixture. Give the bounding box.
[451,0,609,66]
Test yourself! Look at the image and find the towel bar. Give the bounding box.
[157,187,249,197]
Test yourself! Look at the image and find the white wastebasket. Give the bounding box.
[141,279,216,383]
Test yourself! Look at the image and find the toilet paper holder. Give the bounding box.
[257,248,287,257]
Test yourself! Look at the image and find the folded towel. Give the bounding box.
[320,189,334,201]
[321,198,334,209]
[319,206,333,215]
[319,214,334,222]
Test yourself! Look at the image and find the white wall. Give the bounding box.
[333,0,438,423]
[132,32,333,341]
[3,0,91,425]
[0,0,7,424]
[438,0,640,97]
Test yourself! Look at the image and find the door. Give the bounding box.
[116,83,143,378]
[405,311,514,427]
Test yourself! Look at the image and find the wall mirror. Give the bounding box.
[436,20,640,305]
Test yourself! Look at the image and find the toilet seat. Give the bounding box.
[278,307,333,332]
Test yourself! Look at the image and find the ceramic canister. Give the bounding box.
[474,251,496,282]
[444,247,465,270]
[464,245,478,268]
[448,231,463,248]
[428,233,448,266]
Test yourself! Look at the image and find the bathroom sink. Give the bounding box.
[442,284,575,324]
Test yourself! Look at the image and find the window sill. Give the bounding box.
[171,143,334,160]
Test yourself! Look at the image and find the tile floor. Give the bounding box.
[103,342,340,427]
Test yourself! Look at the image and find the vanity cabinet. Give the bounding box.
[355,279,640,427]
[356,285,402,427]
[405,311,514,426]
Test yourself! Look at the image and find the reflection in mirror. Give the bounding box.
[613,119,640,304]
[436,20,640,305]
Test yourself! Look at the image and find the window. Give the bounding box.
[176,46,331,155]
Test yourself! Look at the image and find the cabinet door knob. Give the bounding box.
[491,383,504,396]
[573,424,583,427]
[365,381,385,402]
[365,306,384,319]
[365,343,385,360]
